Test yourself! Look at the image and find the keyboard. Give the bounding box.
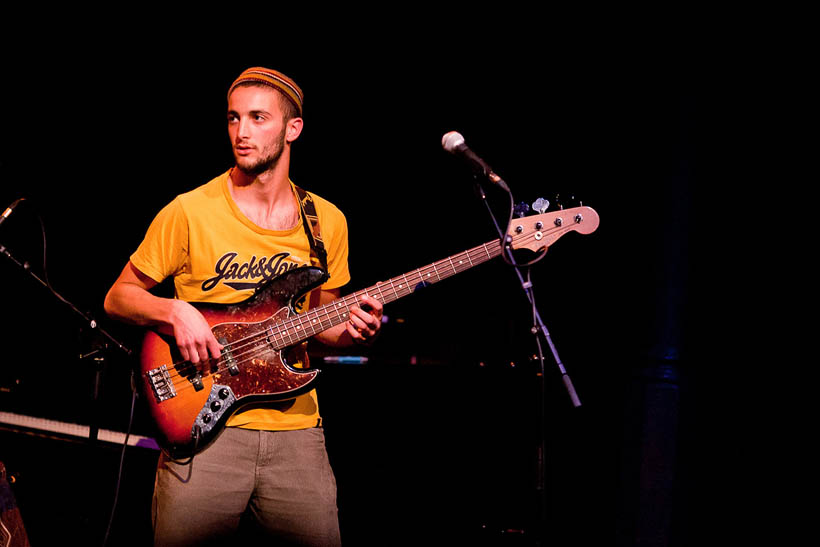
[0,411,159,450]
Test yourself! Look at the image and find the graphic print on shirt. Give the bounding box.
[202,251,305,299]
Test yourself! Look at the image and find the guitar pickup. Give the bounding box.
[189,371,204,392]
[219,336,239,376]
[147,365,177,403]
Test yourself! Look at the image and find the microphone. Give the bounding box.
[441,131,510,192]
[0,198,25,229]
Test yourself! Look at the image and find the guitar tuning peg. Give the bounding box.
[514,201,530,218]
[531,197,550,214]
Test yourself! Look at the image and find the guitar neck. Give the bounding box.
[270,239,504,348]
[267,205,600,349]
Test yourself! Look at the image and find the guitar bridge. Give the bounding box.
[147,365,177,403]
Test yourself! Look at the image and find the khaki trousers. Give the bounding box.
[152,426,341,546]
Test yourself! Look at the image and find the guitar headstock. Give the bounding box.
[507,206,600,253]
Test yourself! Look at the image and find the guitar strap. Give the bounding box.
[293,184,328,349]
[292,183,328,272]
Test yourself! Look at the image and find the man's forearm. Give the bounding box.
[313,323,356,348]
[104,282,177,332]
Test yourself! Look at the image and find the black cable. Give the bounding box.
[35,205,134,546]
[33,205,75,310]
[101,375,139,547]
[2,198,137,545]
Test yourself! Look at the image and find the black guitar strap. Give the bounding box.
[293,183,328,273]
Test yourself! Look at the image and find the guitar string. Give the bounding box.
[158,237,507,391]
[157,249,487,396]
[154,227,548,396]
[156,242,498,388]
[152,227,552,394]
[154,225,550,396]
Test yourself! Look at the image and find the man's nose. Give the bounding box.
[236,117,251,140]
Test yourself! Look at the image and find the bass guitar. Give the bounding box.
[139,206,599,457]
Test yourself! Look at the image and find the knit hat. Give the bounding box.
[228,67,304,116]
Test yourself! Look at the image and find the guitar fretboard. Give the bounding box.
[268,239,504,348]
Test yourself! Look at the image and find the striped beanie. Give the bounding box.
[228,67,304,117]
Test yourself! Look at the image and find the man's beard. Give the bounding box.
[235,129,286,177]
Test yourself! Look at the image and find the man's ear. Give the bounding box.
[286,117,304,143]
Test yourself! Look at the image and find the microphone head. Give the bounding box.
[441,131,465,153]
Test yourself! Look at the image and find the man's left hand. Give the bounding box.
[346,295,383,344]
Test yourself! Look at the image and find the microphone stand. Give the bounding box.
[0,241,132,446]
[472,178,581,547]
[3,238,141,546]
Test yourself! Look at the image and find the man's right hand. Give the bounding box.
[104,261,223,364]
[169,300,224,364]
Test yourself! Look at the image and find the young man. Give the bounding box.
[104,67,382,546]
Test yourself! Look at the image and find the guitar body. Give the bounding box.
[139,266,329,458]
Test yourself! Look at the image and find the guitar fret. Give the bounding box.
[375,283,387,303]
[274,324,290,348]
[320,304,334,331]
[273,323,285,345]
[308,313,320,336]
[283,322,296,345]
[458,255,467,270]
[387,278,399,303]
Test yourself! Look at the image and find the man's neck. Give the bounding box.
[228,165,300,230]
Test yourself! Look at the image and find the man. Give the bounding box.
[104,67,382,546]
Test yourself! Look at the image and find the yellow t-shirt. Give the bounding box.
[130,170,350,431]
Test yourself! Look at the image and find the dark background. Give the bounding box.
[0,28,711,546]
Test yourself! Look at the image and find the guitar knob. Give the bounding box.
[219,388,230,399]
[210,400,222,412]
[202,414,212,424]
